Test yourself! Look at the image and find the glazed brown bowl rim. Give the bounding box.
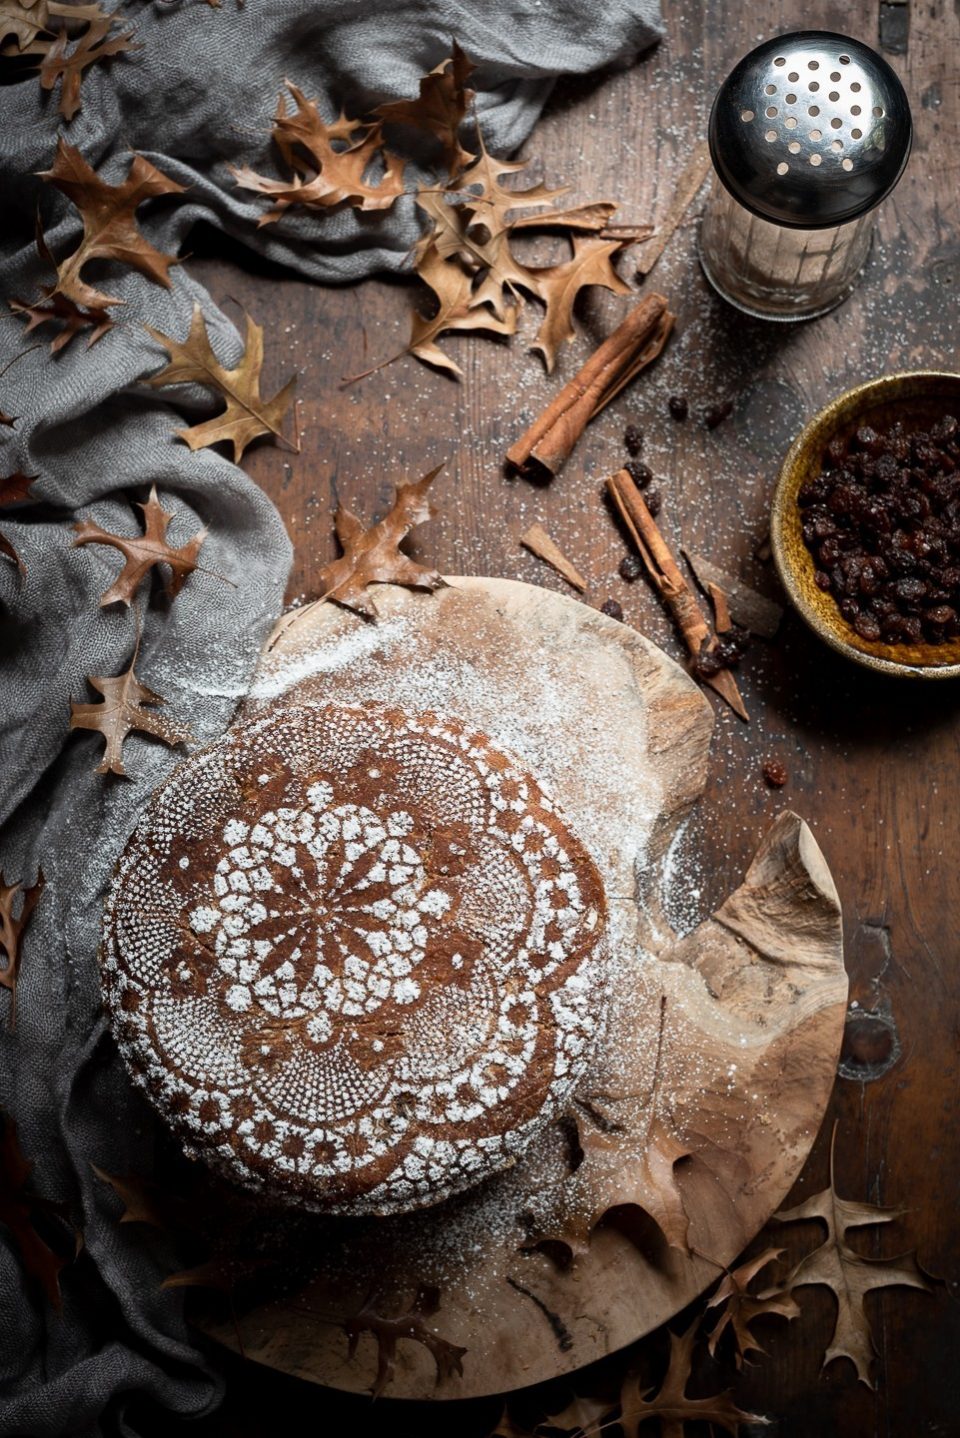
[771,369,960,680]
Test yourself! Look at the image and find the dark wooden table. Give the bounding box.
[170,2,960,1433]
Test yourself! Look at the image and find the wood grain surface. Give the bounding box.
[153,0,960,1433]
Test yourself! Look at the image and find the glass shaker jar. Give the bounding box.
[698,31,912,321]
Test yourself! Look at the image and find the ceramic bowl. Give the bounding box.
[771,370,960,679]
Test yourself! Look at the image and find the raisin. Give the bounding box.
[619,553,644,583]
[762,759,788,788]
[625,460,653,488]
[854,612,882,641]
[799,411,960,648]
[600,598,623,621]
[645,487,662,517]
[692,643,722,679]
[704,399,734,430]
[668,395,688,421]
[624,424,643,456]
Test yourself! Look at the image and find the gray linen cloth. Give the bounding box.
[0,2,660,1433]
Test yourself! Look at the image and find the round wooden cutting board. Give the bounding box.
[193,577,847,1400]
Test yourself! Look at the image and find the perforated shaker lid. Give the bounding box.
[709,32,912,229]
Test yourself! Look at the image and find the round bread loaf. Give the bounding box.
[101,701,608,1215]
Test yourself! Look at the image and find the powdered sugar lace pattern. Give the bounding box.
[102,702,608,1215]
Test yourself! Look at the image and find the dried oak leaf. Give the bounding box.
[160,1254,270,1292]
[770,1126,931,1387]
[0,528,25,575]
[232,82,405,222]
[414,189,534,324]
[91,1164,168,1228]
[317,463,445,619]
[398,238,516,379]
[0,472,36,505]
[528,234,632,373]
[0,871,44,1027]
[0,0,50,50]
[344,1284,466,1398]
[0,1109,69,1308]
[12,141,183,351]
[374,41,475,176]
[619,1319,769,1438]
[39,10,136,121]
[73,483,207,606]
[145,306,298,462]
[705,1247,800,1368]
[69,655,191,776]
[455,133,566,235]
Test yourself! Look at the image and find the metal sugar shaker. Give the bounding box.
[698,31,912,321]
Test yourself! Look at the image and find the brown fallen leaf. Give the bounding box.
[520,522,587,592]
[528,235,632,373]
[72,483,207,607]
[0,871,44,1027]
[407,239,517,377]
[415,188,534,325]
[145,306,298,461]
[69,652,191,776]
[0,0,51,51]
[618,1318,769,1438]
[0,1109,70,1308]
[90,1164,167,1228]
[705,1247,800,1368]
[344,1284,466,1398]
[770,1124,931,1387]
[160,1254,270,1291]
[451,128,566,241]
[1,0,132,123]
[232,83,405,222]
[12,284,114,354]
[12,141,183,351]
[318,463,446,619]
[487,1405,533,1438]
[540,1391,617,1436]
[0,472,36,505]
[0,529,25,575]
[375,41,475,176]
[39,10,136,121]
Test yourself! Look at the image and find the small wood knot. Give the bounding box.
[838,1009,901,1081]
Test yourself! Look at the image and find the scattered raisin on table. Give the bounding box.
[668,394,689,421]
[625,460,653,488]
[798,413,960,647]
[600,598,624,621]
[713,625,750,666]
[624,424,643,456]
[645,487,662,517]
[692,640,722,679]
[704,399,734,430]
[619,553,644,583]
[762,758,788,788]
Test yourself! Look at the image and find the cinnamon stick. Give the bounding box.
[708,581,732,635]
[506,294,674,481]
[606,468,749,721]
